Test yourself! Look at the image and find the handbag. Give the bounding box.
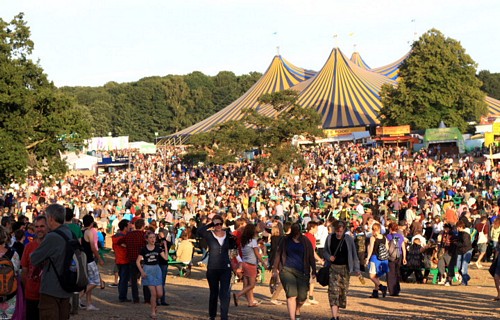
[317,266,330,286]
[318,234,345,287]
[489,256,498,278]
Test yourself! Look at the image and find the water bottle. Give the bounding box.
[70,259,77,272]
[359,274,366,285]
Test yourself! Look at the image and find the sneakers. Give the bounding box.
[302,300,311,306]
[444,281,451,287]
[79,303,86,309]
[437,279,446,285]
[108,283,118,288]
[308,299,319,305]
[86,304,100,311]
[270,299,283,305]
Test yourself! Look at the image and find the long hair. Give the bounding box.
[241,223,256,247]
[288,222,302,239]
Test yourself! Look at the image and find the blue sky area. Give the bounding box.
[3,0,499,87]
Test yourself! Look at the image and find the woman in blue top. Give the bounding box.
[196,214,236,320]
[272,223,316,320]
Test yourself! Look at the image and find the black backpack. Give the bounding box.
[49,229,88,292]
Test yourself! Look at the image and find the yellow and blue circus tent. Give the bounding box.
[350,52,371,70]
[162,56,315,144]
[296,48,396,129]
[486,96,500,115]
[371,51,410,80]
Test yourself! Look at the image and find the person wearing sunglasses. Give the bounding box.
[197,214,237,320]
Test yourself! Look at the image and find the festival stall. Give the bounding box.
[423,127,465,155]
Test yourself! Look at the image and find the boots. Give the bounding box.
[379,284,387,297]
[369,289,379,298]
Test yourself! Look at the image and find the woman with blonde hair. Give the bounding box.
[365,223,389,298]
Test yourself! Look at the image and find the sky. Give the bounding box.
[2,0,499,87]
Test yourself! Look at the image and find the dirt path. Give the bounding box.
[69,251,500,320]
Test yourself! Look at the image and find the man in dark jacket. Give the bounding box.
[455,221,473,285]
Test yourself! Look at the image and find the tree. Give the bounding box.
[478,70,500,100]
[379,29,487,131]
[0,13,92,183]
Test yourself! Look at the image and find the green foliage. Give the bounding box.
[0,13,92,183]
[188,90,322,168]
[478,70,500,100]
[380,29,488,131]
[61,70,262,142]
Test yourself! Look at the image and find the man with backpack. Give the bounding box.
[386,222,407,296]
[31,203,74,320]
[21,215,48,320]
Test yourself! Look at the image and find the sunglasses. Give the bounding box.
[213,222,223,227]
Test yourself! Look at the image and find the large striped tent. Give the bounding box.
[486,96,500,115]
[350,52,371,70]
[296,48,396,128]
[162,55,316,144]
[371,51,411,80]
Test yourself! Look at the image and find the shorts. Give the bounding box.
[369,256,389,278]
[279,267,310,302]
[87,261,101,286]
[142,264,162,286]
[242,262,257,279]
[477,243,487,253]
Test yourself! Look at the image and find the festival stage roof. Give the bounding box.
[162,55,315,144]
[296,48,396,128]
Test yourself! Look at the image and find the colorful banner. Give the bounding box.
[324,127,365,137]
[375,125,410,136]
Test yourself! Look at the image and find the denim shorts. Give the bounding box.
[279,267,310,301]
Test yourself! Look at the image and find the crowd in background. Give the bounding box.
[1,142,500,319]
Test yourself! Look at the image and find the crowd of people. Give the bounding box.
[0,142,500,319]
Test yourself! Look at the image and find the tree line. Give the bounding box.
[2,13,500,184]
[60,71,262,142]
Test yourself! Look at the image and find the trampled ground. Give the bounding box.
[70,251,500,320]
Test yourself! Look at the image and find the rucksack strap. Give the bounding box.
[48,228,74,285]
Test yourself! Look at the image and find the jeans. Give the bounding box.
[206,268,232,320]
[159,264,168,304]
[129,262,140,302]
[456,249,473,284]
[117,264,130,301]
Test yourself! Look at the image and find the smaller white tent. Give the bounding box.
[61,152,98,171]
[128,141,157,154]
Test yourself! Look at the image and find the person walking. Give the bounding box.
[233,223,266,307]
[386,222,406,296]
[492,233,500,301]
[137,231,169,319]
[272,222,316,320]
[112,219,131,302]
[323,220,361,320]
[455,221,473,285]
[196,214,236,320]
[31,203,74,320]
[117,218,147,303]
[21,216,48,320]
[79,215,104,311]
[365,223,389,298]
